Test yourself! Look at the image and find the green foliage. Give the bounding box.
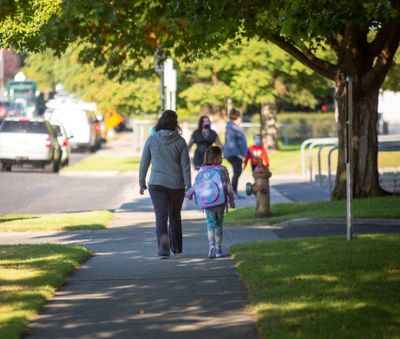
[0,211,113,231]
[179,39,331,116]
[225,195,400,226]
[63,157,141,172]
[23,47,161,116]
[382,50,400,91]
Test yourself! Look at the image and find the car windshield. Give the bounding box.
[0,121,49,134]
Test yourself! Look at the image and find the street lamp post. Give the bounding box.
[154,48,165,116]
[345,76,353,241]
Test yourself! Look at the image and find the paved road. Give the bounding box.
[0,151,136,214]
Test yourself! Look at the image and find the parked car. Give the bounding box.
[0,101,25,122]
[50,107,101,152]
[0,117,62,172]
[51,121,71,166]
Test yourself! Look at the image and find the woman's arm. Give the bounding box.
[139,138,151,193]
[180,141,192,189]
[237,129,248,158]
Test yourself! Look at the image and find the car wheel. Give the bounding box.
[53,160,60,173]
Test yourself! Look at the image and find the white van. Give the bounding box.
[50,107,101,152]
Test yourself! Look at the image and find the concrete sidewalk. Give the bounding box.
[15,207,277,339]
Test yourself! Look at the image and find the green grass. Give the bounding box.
[231,234,400,339]
[225,196,400,226]
[268,147,400,176]
[0,211,114,232]
[0,244,91,339]
[63,156,141,171]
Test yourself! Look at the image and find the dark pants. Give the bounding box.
[227,156,242,193]
[148,185,185,256]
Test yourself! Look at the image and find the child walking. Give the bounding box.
[185,146,235,258]
[243,134,270,172]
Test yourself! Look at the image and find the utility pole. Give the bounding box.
[164,58,177,111]
[345,76,353,241]
[154,48,165,116]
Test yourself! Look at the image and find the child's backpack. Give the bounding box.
[192,165,227,209]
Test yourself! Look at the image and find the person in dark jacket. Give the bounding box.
[139,110,191,259]
[223,108,248,199]
[187,115,222,170]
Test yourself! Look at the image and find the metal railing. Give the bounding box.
[301,135,400,192]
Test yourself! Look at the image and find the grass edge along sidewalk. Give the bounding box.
[62,157,140,172]
[0,210,114,232]
[224,195,400,226]
[0,244,91,339]
[231,234,400,339]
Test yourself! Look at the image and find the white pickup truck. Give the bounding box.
[0,117,62,172]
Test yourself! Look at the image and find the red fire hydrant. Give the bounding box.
[246,164,272,217]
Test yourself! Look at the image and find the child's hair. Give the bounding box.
[228,108,242,121]
[203,146,222,165]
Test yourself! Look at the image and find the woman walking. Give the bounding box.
[187,115,222,170]
[223,108,248,199]
[139,110,191,258]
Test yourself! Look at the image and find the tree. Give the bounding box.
[23,47,160,116]
[1,0,399,199]
[180,39,330,149]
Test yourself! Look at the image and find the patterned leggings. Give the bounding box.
[205,210,224,249]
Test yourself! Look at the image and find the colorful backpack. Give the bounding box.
[192,165,227,209]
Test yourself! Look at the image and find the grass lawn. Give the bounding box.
[231,234,400,338]
[268,147,400,176]
[63,156,141,172]
[225,196,400,226]
[0,211,114,232]
[0,244,91,339]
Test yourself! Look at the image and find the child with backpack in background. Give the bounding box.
[243,134,270,172]
[185,146,235,258]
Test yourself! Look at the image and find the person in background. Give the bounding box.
[185,146,235,258]
[243,134,270,172]
[139,110,191,259]
[223,108,247,199]
[187,115,222,170]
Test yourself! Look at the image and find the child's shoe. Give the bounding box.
[216,247,223,258]
[208,247,216,259]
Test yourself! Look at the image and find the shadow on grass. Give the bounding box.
[232,235,400,338]
[0,216,39,224]
[0,244,91,338]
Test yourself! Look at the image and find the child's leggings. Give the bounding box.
[205,210,224,248]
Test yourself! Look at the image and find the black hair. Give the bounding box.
[155,110,181,133]
[203,146,222,165]
[228,108,242,121]
[197,115,210,131]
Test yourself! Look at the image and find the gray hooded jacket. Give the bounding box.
[139,129,191,189]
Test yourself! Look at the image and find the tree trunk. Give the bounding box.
[332,79,387,200]
[261,102,279,150]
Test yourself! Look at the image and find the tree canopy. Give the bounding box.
[2,0,400,199]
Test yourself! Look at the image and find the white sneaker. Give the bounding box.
[208,247,216,259]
